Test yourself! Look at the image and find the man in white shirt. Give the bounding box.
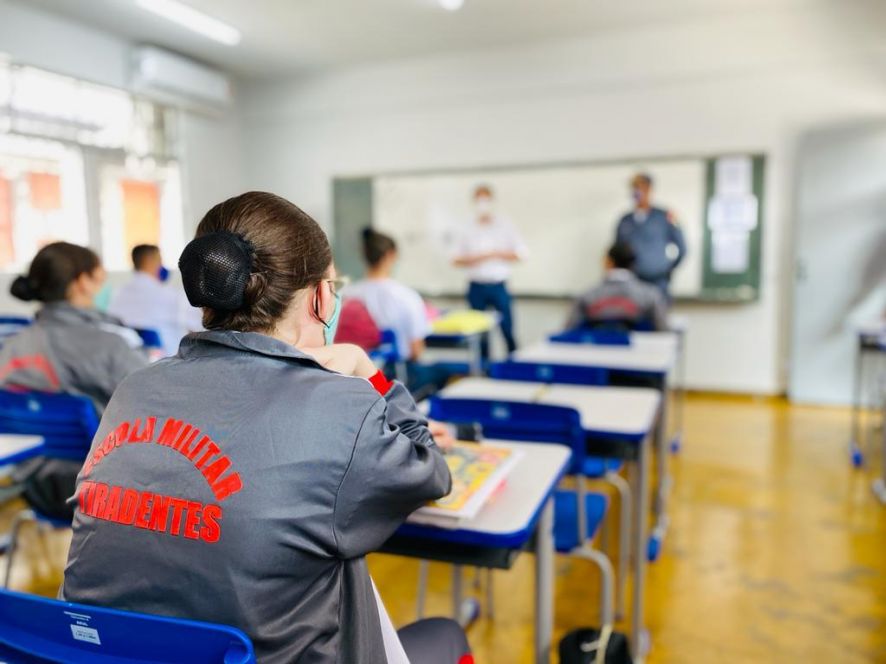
[452,185,528,354]
[108,244,202,357]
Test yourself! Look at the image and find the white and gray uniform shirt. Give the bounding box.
[567,269,669,331]
[0,303,148,413]
[62,330,451,664]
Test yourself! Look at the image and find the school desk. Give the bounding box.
[511,340,676,560]
[0,435,45,467]
[425,311,499,376]
[432,378,661,661]
[382,439,572,664]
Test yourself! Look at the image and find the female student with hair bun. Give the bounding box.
[62,191,472,664]
[0,242,148,520]
[0,241,147,412]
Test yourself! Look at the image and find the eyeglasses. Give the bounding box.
[324,276,350,295]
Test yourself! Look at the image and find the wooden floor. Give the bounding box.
[3,394,885,662]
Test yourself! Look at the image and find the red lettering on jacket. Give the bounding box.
[187,435,211,461]
[194,441,220,470]
[202,456,230,485]
[133,491,153,529]
[201,504,222,543]
[183,501,202,540]
[168,498,187,536]
[211,472,242,501]
[156,419,184,447]
[174,427,199,455]
[0,355,61,390]
[76,482,223,544]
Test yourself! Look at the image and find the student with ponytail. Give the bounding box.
[0,242,148,521]
[62,192,472,664]
[0,242,147,412]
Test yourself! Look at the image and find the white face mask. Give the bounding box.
[475,197,494,217]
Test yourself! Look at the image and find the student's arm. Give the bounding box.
[333,384,451,559]
[409,338,426,360]
[666,213,687,271]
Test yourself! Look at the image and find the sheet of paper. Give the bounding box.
[715,155,753,196]
[712,230,750,273]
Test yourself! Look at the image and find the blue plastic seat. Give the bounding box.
[134,327,164,350]
[581,456,624,478]
[554,491,609,553]
[0,390,98,461]
[0,588,255,663]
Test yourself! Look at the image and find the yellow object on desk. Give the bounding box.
[431,310,496,335]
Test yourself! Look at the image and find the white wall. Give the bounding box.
[239,3,886,395]
[0,0,244,310]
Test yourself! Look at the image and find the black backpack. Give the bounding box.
[558,627,632,664]
[12,457,80,521]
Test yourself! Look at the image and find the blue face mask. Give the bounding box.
[158,266,170,283]
[93,282,113,312]
[323,292,342,346]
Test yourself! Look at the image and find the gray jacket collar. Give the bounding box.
[178,330,326,370]
[36,302,122,327]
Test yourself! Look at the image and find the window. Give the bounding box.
[0,60,182,273]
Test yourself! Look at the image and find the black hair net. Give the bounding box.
[178,231,254,310]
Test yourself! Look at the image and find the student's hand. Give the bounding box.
[306,344,378,379]
[427,419,456,452]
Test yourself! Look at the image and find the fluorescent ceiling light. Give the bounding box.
[438,0,464,10]
[135,0,241,46]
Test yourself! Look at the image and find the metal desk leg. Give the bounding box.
[468,334,483,376]
[649,387,669,562]
[850,337,864,467]
[535,498,554,664]
[630,434,651,662]
[670,332,686,454]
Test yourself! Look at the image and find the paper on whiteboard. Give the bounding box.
[712,230,750,273]
[707,194,758,233]
[715,156,753,196]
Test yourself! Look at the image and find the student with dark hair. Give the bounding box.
[0,242,147,412]
[0,242,148,520]
[566,241,669,331]
[108,244,202,357]
[343,227,431,361]
[62,192,470,664]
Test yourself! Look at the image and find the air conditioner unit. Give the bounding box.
[132,46,231,110]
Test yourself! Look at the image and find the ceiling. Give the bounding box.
[13,0,866,79]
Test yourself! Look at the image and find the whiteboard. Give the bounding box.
[373,159,705,297]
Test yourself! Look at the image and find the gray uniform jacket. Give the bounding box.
[61,330,452,664]
[0,303,148,413]
[615,207,686,292]
[567,269,668,331]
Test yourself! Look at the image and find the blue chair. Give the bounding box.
[134,327,164,350]
[0,389,99,588]
[0,317,31,346]
[369,329,408,384]
[549,327,631,346]
[0,588,255,663]
[0,390,98,461]
[427,397,616,639]
[490,360,609,387]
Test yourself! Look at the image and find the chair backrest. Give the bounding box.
[0,316,32,343]
[0,589,255,664]
[371,329,402,363]
[549,327,631,346]
[429,397,586,469]
[134,327,163,350]
[489,361,608,386]
[0,390,98,460]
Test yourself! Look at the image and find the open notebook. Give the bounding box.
[409,442,522,528]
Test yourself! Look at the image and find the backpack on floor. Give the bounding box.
[558,627,631,664]
[12,457,80,521]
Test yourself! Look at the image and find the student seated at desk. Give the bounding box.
[566,242,668,331]
[0,242,148,518]
[108,244,202,357]
[342,228,451,397]
[62,192,471,664]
